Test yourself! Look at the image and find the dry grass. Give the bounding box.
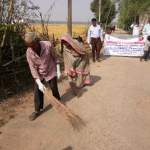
[33,24,89,39]
[28,24,90,54]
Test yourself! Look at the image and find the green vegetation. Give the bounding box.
[118,0,150,30]
[90,0,117,25]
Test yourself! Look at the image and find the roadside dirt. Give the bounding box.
[0,29,150,150]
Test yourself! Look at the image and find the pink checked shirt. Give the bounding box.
[26,41,59,81]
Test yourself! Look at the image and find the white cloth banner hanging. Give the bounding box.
[103,34,148,56]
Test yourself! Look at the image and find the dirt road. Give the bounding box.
[0,29,150,150]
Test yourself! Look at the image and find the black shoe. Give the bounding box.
[97,58,100,62]
[93,60,96,63]
[29,112,40,121]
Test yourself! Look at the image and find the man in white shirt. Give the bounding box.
[130,22,139,36]
[87,18,103,62]
[142,18,150,36]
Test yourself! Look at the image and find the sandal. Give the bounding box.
[29,112,40,121]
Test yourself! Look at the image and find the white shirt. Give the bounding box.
[130,24,139,36]
[87,24,103,43]
[143,40,150,51]
[142,23,150,36]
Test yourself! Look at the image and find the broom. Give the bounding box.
[68,76,81,97]
[45,90,85,131]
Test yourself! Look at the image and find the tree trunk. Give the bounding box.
[99,0,101,22]
[134,15,137,22]
[6,0,13,24]
[105,1,113,29]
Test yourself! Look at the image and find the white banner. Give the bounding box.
[103,34,148,56]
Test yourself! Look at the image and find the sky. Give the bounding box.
[31,0,118,22]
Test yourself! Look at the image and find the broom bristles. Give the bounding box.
[45,90,85,131]
[69,81,81,97]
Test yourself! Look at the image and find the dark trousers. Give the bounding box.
[91,37,101,60]
[34,76,61,111]
[96,42,103,55]
[140,50,150,61]
[100,42,103,52]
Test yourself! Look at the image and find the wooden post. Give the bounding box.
[68,0,72,36]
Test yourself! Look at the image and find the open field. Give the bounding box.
[29,24,90,53]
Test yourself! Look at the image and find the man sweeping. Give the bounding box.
[25,32,61,121]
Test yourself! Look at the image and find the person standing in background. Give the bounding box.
[142,18,150,36]
[130,22,140,36]
[140,36,150,62]
[87,18,103,62]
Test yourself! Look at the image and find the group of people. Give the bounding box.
[130,18,150,36]
[130,22,143,36]
[25,17,105,120]
[130,18,150,37]
[25,31,92,121]
[25,17,150,120]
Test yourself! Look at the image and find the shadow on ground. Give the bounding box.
[41,103,53,115]
[62,146,73,150]
[61,75,101,103]
[100,54,111,62]
[41,74,101,116]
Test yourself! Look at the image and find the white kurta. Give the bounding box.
[130,24,139,36]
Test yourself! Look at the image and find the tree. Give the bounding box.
[118,0,150,30]
[90,0,116,25]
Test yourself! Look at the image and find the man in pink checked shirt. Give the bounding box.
[25,32,61,121]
